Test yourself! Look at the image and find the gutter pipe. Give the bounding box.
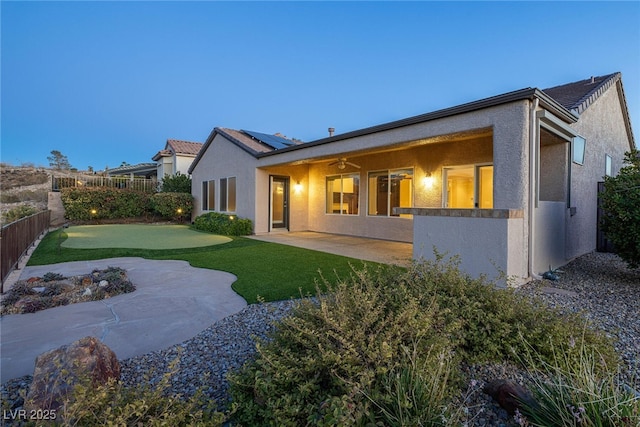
[528,98,539,279]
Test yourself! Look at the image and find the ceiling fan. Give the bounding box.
[328,157,361,170]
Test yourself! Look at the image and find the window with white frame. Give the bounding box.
[201,180,215,211]
[220,177,236,212]
[368,168,413,217]
[573,135,586,165]
[605,154,612,177]
[326,174,359,215]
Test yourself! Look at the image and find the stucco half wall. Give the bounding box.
[397,208,528,286]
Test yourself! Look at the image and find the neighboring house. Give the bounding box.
[189,73,635,283]
[105,163,158,179]
[153,139,203,179]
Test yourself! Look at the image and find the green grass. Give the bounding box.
[28,228,380,304]
[60,224,231,249]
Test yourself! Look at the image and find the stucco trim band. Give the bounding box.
[394,208,524,219]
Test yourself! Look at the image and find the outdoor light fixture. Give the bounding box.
[422,172,434,189]
[293,180,303,194]
[90,209,97,215]
[176,208,183,214]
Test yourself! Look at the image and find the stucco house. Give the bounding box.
[189,72,635,283]
[153,139,203,178]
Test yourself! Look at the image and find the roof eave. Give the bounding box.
[188,128,264,174]
[188,128,218,174]
[256,88,577,158]
[614,78,637,150]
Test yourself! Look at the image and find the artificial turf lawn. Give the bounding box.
[28,228,381,304]
[60,224,231,249]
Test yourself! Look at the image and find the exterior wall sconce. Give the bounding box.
[293,180,303,194]
[422,172,434,189]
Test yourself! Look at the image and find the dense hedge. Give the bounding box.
[192,212,253,236]
[150,192,193,219]
[600,149,640,269]
[60,187,193,221]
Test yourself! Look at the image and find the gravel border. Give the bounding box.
[2,251,638,426]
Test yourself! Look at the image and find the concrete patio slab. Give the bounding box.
[0,257,247,383]
[248,231,413,266]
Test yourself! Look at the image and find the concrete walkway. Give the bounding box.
[249,231,413,267]
[0,258,247,383]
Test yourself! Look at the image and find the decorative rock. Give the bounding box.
[26,277,40,283]
[24,336,120,412]
[99,280,108,288]
[483,379,536,415]
[82,277,92,287]
[32,287,46,293]
[14,298,44,314]
[82,287,92,297]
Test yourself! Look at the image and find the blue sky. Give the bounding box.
[2,1,639,171]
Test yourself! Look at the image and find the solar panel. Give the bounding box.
[242,130,295,150]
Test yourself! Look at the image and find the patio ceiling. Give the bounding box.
[262,127,493,168]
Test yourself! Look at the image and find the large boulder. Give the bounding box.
[24,336,120,412]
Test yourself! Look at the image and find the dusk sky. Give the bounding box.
[2,1,639,171]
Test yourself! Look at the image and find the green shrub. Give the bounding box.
[600,149,640,269]
[60,359,227,426]
[228,256,618,426]
[2,205,38,223]
[406,253,617,369]
[229,263,461,426]
[192,212,253,236]
[160,172,192,193]
[61,187,150,220]
[150,192,194,219]
[518,335,639,427]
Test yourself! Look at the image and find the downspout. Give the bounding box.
[528,98,539,279]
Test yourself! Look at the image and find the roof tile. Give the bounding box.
[542,73,620,114]
[166,139,203,156]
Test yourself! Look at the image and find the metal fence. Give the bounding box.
[1,210,51,292]
[52,176,158,193]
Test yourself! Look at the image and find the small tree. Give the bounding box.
[47,150,72,170]
[600,149,640,268]
[160,172,192,193]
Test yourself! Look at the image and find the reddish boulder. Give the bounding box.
[483,379,537,415]
[24,336,120,412]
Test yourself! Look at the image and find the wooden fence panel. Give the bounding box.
[1,210,51,292]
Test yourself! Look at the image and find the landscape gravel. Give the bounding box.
[1,251,638,426]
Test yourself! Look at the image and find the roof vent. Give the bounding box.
[328,127,335,137]
[590,76,595,84]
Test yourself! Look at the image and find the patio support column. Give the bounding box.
[492,103,529,210]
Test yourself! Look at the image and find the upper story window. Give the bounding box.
[326,174,360,215]
[220,177,236,213]
[368,168,413,217]
[605,154,612,177]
